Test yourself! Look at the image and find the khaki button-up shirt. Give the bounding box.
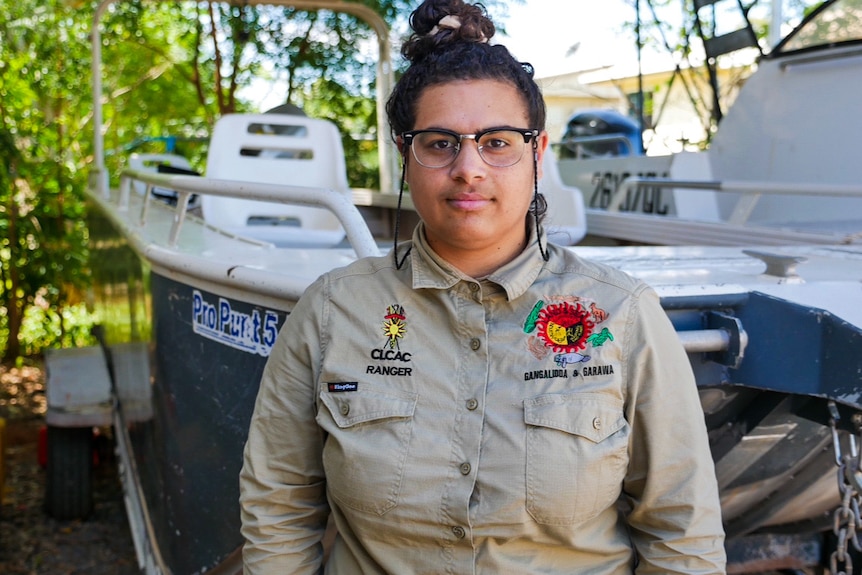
[240,224,726,574]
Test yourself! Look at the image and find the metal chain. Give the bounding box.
[829,400,862,575]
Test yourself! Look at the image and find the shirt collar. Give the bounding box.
[408,220,547,301]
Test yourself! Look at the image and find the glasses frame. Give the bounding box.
[401,127,539,168]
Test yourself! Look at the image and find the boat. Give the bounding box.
[43,1,862,573]
[555,0,862,247]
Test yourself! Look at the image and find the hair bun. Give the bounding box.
[402,0,495,63]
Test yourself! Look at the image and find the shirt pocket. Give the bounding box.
[317,385,418,516]
[524,393,629,526]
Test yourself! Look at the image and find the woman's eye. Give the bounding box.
[428,138,455,151]
[484,137,509,149]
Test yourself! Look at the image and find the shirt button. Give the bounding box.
[470,338,481,351]
[340,403,350,416]
[469,283,480,293]
[466,398,479,411]
[452,526,466,539]
[459,462,471,475]
[592,417,601,430]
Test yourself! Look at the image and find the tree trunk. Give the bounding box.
[2,292,23,363]
[2,194,23,363]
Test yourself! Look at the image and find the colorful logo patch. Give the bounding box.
[523,297,615,370]
[383,304,407,349]
[535,302,595,353]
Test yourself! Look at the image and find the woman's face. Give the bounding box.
[404,79,549,271]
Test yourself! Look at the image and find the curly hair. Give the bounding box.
[386,0,546,137]
[385,0,549,251]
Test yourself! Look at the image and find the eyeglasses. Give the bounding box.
[401,127,539,168]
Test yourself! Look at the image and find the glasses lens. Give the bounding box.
[477,130,528,167]
[411,131,460,168]
[408,129,532,168]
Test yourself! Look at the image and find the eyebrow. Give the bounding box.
[412,125,527,134]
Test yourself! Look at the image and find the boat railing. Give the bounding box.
[610,176,862,225]
[117,167,382,259]
[114,168,744,358]
[778,45,862,70]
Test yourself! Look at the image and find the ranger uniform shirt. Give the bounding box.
[240,223,727,574]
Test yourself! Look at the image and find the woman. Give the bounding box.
[240,0,726,573]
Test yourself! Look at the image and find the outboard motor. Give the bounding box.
[558,109,643,159]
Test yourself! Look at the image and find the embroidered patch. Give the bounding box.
[383,304,407,349]
[535,302,595,353]
[328,382,358,392]
[366,304,413,377]
[523,300,544,333]
[589,302,608,323]
[527,335,551,360]
[586,327,614,347]
[553,351,591,367]
[523,297,617,380]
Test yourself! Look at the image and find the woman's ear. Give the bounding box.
[535,131,550,179]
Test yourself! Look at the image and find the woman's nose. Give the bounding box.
[449,140,487,180]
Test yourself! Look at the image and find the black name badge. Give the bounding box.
[328,382,358,393]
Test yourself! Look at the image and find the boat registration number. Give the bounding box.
[588,170,671,215]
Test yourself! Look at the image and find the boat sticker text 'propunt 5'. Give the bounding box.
[192,290,280,356]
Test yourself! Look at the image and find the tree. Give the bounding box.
[0,0,515,361]
[620,0,823,146]
[98,0,515,179]
[0,0,94,361]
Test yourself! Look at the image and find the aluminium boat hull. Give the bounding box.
[86,180,862,573]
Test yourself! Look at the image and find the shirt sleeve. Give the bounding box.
[622,286,727,574]
[239,276,330,574]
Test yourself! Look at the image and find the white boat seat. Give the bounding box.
[540,151,587,245]
[202,113,349,247]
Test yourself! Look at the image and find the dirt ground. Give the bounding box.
[0,361,139,574]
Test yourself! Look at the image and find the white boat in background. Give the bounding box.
[557,0,862,246]
[40,1,862,574]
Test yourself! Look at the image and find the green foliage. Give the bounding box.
[301,77,380,189]
[17,302,97,358]
[0,0,513,361]
[0,0,94,362]
[100,1,224,178]
[99,0,514,182]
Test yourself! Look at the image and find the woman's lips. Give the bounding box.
[448,193,490,211]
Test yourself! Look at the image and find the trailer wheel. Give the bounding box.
[45,426,93,520]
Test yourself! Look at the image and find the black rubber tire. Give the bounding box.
[45,426,93,520]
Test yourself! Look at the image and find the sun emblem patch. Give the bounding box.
[535,301,595,353]
[383,304,407,349]
[524,297,617,380]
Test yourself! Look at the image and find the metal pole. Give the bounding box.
[636,0,646,144]
[770,0,783,49]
